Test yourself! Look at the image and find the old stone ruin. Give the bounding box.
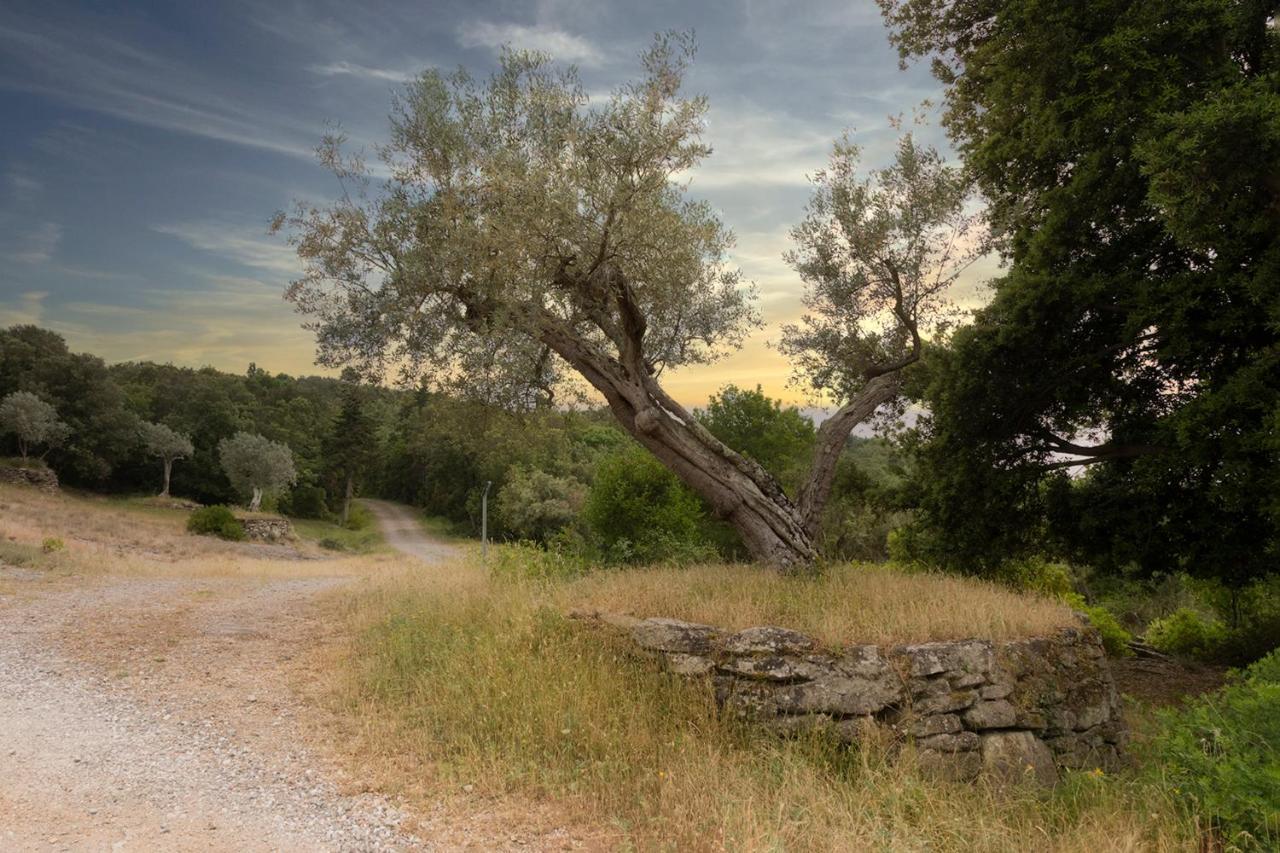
[573,612,1125,786]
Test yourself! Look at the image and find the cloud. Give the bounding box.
[0,17,318,160]
[152,221,300,276]
[0,290,48,325]
[5,165,42,202]
[4,221,62,264]
[457,21,603,65]
[307,61,417,83]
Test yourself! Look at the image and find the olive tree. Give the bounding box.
[140,421,194,498]
[782,131,981,538]
[218,431,297,512]
[275,36,975,569]
[0,390,69,461]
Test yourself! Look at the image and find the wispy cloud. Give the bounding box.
[5,165,42,202]
[4,221,62,264]
[152,221,300,276]
[457,21,603,66]
[307,60,418,83]
[0,17,318,160]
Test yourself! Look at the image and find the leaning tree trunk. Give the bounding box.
[160,458,172,498]
[531,274,904,571]
[540,323,818,570]
[249,486,263,512]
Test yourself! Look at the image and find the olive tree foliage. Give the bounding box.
[139,421,194,498]
[217,431,297,512]
[781,132,982,536]
[0,391,69,461]
[275,35,972,569]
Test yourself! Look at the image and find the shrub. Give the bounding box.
[1146,608,1229,661]
[319,537,347,551]
[40,537,64,554]
[187,505,244,541]
[1149,649,1280,848]
[282,484,329,520]
[1072,599,1134,657]
[496,466,586,543]
[583,444,708,564]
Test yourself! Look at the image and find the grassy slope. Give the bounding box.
[330,546,1198,851]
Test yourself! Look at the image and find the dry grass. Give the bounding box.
[562,561,1076,646]
[0,484,380,579]
[326,553,1197,851]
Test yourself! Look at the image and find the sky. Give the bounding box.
[0,0,992,406]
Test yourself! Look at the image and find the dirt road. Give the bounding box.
[360,501,461,565]
[0,501,564,852]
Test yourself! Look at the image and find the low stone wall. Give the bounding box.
[238,517,294,543]
[0,464,59,492]
[573,612,1125,785]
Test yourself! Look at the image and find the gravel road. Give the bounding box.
[0,502,574,852]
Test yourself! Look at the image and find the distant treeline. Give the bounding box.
[0,324,908,560]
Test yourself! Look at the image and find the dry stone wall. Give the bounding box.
[0,464,59,492]
[238,517,294,542]
[573,612,1126,786]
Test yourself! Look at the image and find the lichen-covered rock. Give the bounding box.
[777,672,900,716]
[630,618,720,654]
[724,626,814,655]
[963,699,1018,730]
[917,749,982,782]
[981,731,1058,787]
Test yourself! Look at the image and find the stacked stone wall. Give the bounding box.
[573,612,1126,785]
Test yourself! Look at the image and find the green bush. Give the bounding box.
[40,537,65,554]
[1149,649,1280,848]
[1072,599,1134,657]
[583,444,709,564]
[282,484,329,520]
[186,505,245,541]
[1146,607,1229,661]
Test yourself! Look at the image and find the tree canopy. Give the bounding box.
[880,0,1280,582]
[276,36,974,569]
[0,391,69,461]
[218,431,298,511]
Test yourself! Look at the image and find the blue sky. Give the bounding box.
[0,0,974,404]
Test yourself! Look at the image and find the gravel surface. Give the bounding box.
[0,503,582,852]
[0,570,418,852]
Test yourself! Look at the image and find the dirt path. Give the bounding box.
[361,501,461,564]
[0,502,573,852]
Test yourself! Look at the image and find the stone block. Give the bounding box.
[724,626,815,655]
[963,699,1018,730]
[630,618,719,654]
[980,731,1058,787]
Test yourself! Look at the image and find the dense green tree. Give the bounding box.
[583,444,706,563]
[881,0,1280,582]
[0,326,139,483]
[697,385,815,491]
[323,386,381,524]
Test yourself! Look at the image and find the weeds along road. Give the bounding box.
[0,493,564,852]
